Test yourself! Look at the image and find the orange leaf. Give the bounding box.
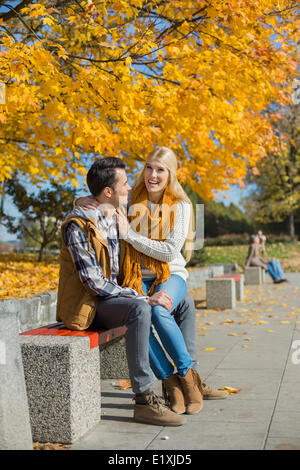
[218,386,241,394]
[114,379,132,390]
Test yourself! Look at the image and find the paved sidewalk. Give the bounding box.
[71,273,300,451]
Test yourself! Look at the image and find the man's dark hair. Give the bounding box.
[87,157,126,196]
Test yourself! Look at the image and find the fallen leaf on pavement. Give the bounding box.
[114,379,132,390]
[266,329,275,333]
[203,347,216,351]
[218,386,241,394]
[33,442,69,450]
[280,321,290,324]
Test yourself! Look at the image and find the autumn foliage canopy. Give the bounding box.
[0,0,299,199]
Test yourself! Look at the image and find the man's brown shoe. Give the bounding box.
[162,374,185,415]
[134,393,187,426]
[202,383,228,400]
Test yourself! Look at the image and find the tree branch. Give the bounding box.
[0,0,32,20]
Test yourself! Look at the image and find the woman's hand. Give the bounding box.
[75,195,100,210]
[147,290,173,311]
[116,208,130,237]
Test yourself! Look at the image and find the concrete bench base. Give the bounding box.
[206,278,236,310]
[20,332,129,444]
[0,312,33,450]
[213,274,244,301]
[100,336,129,379]
[244,267,264,285]
[20,335,101,444]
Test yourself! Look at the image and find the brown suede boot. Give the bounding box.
[162,374,185,415]
[178,368,203,415]
[189,369,228,399]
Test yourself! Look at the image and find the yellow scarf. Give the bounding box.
[122,184,178,296]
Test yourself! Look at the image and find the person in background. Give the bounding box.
[257,230,267,257]
[245,235,287,284]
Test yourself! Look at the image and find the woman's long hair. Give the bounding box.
[132,146,195,262]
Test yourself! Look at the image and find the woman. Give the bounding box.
[77,147,227,413]
[245,235,287,284]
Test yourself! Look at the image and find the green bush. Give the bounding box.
[186,247,208,267]
[204,233,298,247]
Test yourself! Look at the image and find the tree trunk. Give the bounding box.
[288,212,295,241]
[38,245,45,262]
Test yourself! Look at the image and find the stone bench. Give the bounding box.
[19,322,128,444]
[212,274,244,301]
[205,278,236,310]
[244,267,265,285]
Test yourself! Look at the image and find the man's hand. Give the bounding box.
[116,208,130,237]
[147,290,173,311]
[75,195,100,210]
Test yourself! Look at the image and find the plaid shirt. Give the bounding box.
[63,208,148,300]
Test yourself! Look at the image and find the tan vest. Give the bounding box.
[56,216,126,331]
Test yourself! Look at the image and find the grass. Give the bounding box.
[199,241,300,273]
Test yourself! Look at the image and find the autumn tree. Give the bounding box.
[3,178,77,260]
[0,0,298,200]
[243,102,300,239]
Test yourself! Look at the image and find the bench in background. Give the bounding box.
[205,278,236,310]
[244,267,265,285]
[212,274,244,301]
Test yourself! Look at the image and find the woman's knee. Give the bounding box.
[151,304,171,327]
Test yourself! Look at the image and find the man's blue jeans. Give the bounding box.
[142,274,193,380]
[268,260,285,280]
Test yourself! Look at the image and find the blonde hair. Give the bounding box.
[133,146,195,262]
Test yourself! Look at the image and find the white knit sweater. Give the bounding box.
[123,199,191,281]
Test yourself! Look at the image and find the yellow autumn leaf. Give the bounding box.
[203,347,216,351]
[218,386,242,394]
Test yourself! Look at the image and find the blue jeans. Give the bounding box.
[142,274,193,380]
[267,260,285,280]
